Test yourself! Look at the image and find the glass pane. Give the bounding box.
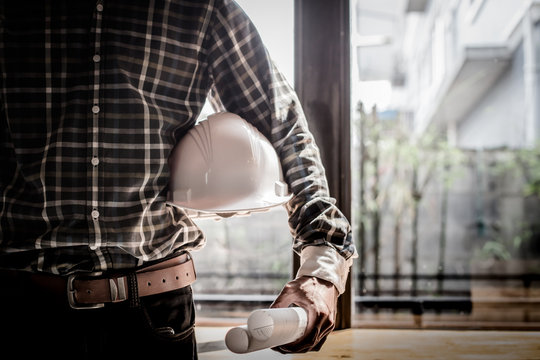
[192,0,294,322]
[351,0,540,328]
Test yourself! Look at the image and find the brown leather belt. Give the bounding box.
[67,253,196,309]
[0,253,196,310]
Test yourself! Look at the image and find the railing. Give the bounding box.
[193,271,540,329]
[194,272,540,309]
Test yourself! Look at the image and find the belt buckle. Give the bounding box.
[67,271,105,310]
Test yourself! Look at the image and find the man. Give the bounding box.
[0,1,356,358]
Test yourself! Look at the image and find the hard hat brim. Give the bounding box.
[166,193,292,217]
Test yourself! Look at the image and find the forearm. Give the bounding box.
[206,0,357,281]
[270,93,357,280]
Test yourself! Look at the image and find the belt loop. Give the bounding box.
[127,273,140,308]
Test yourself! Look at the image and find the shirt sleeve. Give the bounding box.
[204,0,357,292]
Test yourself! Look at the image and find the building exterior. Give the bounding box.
[400,0,540,149]
[351,1,540,327]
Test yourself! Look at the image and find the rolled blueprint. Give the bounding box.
[225,307,308,354]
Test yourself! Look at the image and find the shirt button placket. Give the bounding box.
[90,0,104,252]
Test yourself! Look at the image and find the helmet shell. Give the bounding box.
[167,112,292,217]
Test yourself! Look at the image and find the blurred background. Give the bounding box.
[193,0,540,330]
[351,0,540,329]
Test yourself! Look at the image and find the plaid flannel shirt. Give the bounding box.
[0,0,355,290]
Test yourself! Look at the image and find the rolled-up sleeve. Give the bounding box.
[204,0,357,293]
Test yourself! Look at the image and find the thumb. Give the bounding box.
[270,293,293,309]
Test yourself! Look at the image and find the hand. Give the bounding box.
[270,276,339,353]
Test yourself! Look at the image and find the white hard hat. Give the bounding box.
[167,112,292,218]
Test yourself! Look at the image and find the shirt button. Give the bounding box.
[96,3,104,12]
[91,157,100,166]
[91,210,100,219]
[92,105,100,114]
[93,54,101,63]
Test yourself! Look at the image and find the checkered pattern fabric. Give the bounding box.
[0,0,355,274]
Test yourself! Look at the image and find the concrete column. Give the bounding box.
[522,4,540,147]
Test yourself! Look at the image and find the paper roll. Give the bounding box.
[225,307,308,354]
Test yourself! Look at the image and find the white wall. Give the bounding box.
[459,0,529,46]
[457,43,526,149]
[400,0,536,145]
[235,0,294,84]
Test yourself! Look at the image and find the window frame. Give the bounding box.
[294,0,353,329]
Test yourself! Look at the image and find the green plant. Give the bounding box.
[482,143,540,261]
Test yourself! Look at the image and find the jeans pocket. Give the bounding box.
[154,323,195,342]
[140,285,196,343]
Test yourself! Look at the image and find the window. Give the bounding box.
[352,0,540,329]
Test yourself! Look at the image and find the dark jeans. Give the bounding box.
[0,273,197,359]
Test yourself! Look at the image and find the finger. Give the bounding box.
[270,287,305,309]
[275,326,318,353]
[300,309,333,352]
[316,312,335,341]
[302,321,332,353]
[271,345,289,354]
[270,322,315,354]
[269,291,295,308]
[269,298,286,308]
[275,340,312,354]
[277,318,321,353]
[311,335,329,352]
[316,323,334,346]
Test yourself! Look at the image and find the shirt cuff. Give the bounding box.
[295,245,356,294]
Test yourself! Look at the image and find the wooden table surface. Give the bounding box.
[196,327,540,360]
